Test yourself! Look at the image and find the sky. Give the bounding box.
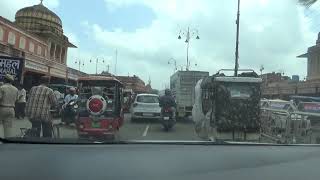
[0,0,320,89]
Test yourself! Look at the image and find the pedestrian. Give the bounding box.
[16,84,26,119]
[0,74,18,138]
[25,76,57,138]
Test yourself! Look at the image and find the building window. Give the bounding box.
[44,49,47,57]
[0,26,3,41]
[29,42,34,53]
[19,37,26,49]
[37,46,42,55]
[8,31,16,45]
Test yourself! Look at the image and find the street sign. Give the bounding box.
[0,56,23,82]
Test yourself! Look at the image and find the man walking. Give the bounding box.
[16,84,26,119]
[0,74,18,138]
[25,76,57,137]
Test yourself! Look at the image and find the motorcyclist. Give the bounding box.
[64,87,78,106]
[159,89,176,117]
[62,87,78,125]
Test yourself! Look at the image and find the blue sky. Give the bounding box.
[1,0,319,89]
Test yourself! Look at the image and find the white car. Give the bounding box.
[131,94,161,121]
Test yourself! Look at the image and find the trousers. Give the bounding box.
[0,107,15,138]
[29,120,53,138]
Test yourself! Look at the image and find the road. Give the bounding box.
[5,113,201,141]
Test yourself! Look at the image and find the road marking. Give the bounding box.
[142,124,150,137]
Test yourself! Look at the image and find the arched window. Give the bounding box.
[19,37,26,49]
[8,31,16,45]
[29,42,34,52]
[0,26,4,41]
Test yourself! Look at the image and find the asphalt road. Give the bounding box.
[5,113,201,141]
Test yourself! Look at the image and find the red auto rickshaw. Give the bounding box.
[76,76,124,140]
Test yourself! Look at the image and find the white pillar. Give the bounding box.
[59,47,63,63]
[53,43,56,61]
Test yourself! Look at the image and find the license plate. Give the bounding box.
[143,113,153,117]
[164,117,170,120]
[91,122,100,128]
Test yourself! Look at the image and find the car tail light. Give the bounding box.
[133,103,138,107]
[88,98,103,113]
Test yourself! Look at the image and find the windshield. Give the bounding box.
[1,0,320,145]
[137,96,159,103]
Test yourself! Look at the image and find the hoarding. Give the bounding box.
[0,56,23,81]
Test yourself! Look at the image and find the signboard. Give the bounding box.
[50,68,66,78]
[299,102,320,113]
[25,60,48,73]
[0,56,23,81]
[68,73,78,80]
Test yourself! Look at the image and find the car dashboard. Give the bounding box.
[0,141,320,180]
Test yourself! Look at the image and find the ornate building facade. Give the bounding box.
[0,1,78,89]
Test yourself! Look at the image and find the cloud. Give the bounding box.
[80,0,316,89]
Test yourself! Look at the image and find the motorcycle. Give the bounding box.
[62,99,79,125]
[161,107,176,131]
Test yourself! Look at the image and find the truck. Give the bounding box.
[170,70,209,119]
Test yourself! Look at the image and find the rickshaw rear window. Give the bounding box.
[225,84,253,98]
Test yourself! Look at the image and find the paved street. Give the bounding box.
[6,113,200,141]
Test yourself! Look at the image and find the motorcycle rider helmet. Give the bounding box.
[165,89,171,96]
[70,87,76,92]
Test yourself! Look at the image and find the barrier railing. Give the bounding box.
[260,107,314,144]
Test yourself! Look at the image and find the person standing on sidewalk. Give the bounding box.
[16,84,26,119]
[0,74,18,138]
[25,76,57,138]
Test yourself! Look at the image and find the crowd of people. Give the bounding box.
[0,74,77,138]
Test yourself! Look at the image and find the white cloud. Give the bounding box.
[82,0,316,89]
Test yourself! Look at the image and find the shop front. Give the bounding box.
[23,60,49,90]
[50,67,67,84]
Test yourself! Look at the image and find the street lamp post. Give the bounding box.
[178,27,200,71]
[168,58,177,73]
[75,59,85,72]
[90,57,106,74]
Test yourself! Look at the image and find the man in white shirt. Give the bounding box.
[64,87,78,105]
[16,84,26,119]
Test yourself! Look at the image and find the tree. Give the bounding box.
[299,0,318,7]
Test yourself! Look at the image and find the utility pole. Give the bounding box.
[234,0,240,77]
[114,49,118,75]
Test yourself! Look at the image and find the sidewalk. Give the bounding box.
[0,118,78,139]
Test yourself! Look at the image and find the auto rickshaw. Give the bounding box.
[76,76,124,140]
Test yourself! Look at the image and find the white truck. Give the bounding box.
[170,70,209,119]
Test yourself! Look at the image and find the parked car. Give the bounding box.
[131,94,161,121]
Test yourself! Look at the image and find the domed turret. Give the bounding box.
[15,1,63,37]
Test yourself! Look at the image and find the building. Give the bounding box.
[116,75,149,94]
[0,1,78,89]
[298,32,320,81]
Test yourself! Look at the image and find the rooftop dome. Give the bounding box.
[15,1,63,37]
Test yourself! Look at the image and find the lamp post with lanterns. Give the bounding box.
[90,57,107,74]
[168,58,177,73]
[178,27,200,71]
[75,59,85,72]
